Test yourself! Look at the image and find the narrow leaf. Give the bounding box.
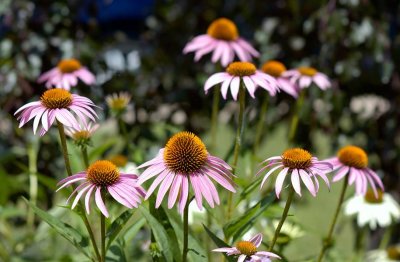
[23,198,92,258]
[139,206,174,262]
[106,209,136,250]
[223,192,275,242]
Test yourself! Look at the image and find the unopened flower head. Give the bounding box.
[14,89,99,136]
[344,189,400,230]
[183,18,259,67]
[204,61,279,100]
[283,66,331,90]
[325,145,384,197]
[365,246,400,262]
[106,92,131,114]
[137,131,236,214]
[56,160,145,217]
[261,60,298,98]
[65,121,99,147]
[38,58,95,90]
[213,233,281,261]
[257,148,332,198]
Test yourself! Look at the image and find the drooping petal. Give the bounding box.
[95,187,109,217]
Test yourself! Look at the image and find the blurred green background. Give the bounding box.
[1,0,400,261]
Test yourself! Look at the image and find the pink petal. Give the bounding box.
[249,233,262,247]
[168,174,182,208]
[291,169,302,196]
[95,187,109,217]
[155,172,175,207]
[299,169,316,197]
[275,167,289,198]
[242,76,255,98]
[178,176,189,214]
[230,76,240,100]
[85,185,95,214]
[204,72,229,92]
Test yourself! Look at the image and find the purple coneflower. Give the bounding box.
[14,89,98,136]
[56,160,145,217]
[38,58,95,90]
[283,66,331,90]
[213,233,281,262]
[325,145,384,197]
[257,148,332,198]
[183,18,259,67]
[137,131,236,214]
[261,60,298,98]
[204,61,279,100]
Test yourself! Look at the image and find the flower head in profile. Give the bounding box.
[325,145,384,197]
[283,66,331,90]
[56,160,146,217]
[38,58,95,90]
[14,89,98,136]
[344,190,400,230]
[366,246,400,262]
[183,18,259,67]
[204,61,279,100]
[213,233,280,262]
[137,131,236,214]
[257,148,332,198]
[65,121,99,147]
[106,92,131,115]
[261,60,298,98]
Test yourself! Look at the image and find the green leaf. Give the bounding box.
[23,198,92,259]
[107,239,127,262]
[203,225,236,262]
[139,206,174,262]
[164,207,207,261]
[223,192,275,242]
[123,218,146,243]
[106,209,136,250]
[238,176,263,203]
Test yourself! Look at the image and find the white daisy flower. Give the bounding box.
[344,190,400,230]
[365,246,400,262]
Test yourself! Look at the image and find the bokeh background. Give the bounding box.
[1,0,400,261]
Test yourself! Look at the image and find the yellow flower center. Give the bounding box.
[106,93,131,111]
[86,160,120,186]
[207,18,239,41]
[108,155,128,167]
[226,62,256,77]
[261,61,287,77]
[298,66,317,77]
[337,146,368,169]
[57,59,82,73]
[72,130,91,141]
[40,89,73,109]
[164,132,208,174]
[387,246,400,260]
[364,189,383,204]
[235,241,257,256]
[281,148,313,169]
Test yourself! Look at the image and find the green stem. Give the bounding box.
[253,94,269,156]
[56,121,101,262]
[379,224,393,249]
[81,146,89,168]
[182,199,190,262]
[210,87,220,151]
[269,187,295,251]
[118,116,135,155]
[101,210,106,262]
[227,85,246,220]
[27,139,39,231]
[317,177,348,262]
[288,90,305,144]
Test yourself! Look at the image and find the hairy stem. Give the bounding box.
[182,200,190,262]
[227,85,246,221]
[210,87,220,151]
[288,90,305,144]
[81,146,89,168]
[269,188,295,251]
[317,177,348,262]
[101,211,106,262]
